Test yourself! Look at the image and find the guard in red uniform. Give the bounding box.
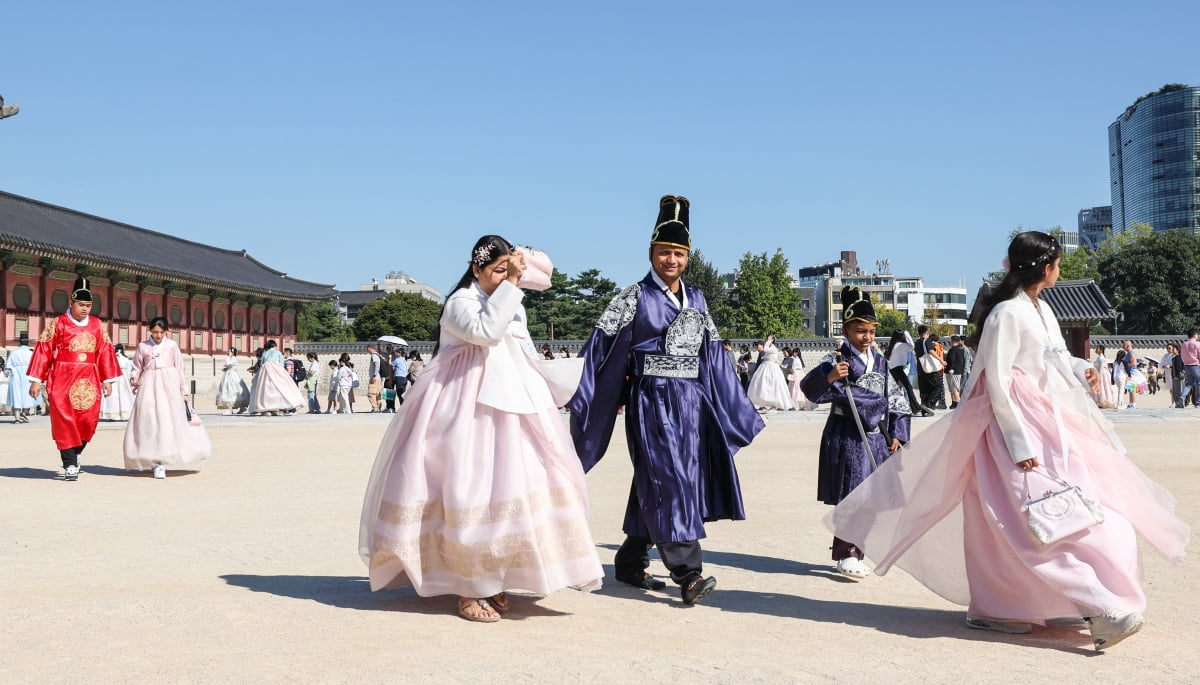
[27,277,121,481]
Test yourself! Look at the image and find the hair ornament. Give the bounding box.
[472,244,497,268]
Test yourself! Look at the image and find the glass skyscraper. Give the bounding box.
[1108,84,1200,235]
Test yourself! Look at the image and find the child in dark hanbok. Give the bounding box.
[801,286,910,578]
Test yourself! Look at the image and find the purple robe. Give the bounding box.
[801,341,912,506]
[567,274,764,543]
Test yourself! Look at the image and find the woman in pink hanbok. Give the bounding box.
[359,235,603,623]
[826,232,1188,651]
[123,318,211,479]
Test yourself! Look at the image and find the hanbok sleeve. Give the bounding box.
[97,330,121,384]
[566,284,639,472]
[695,295,763,449]
[26,321,57,384]
[800,354,844,405]
[441,282,524,347]
[130,344,146,386]
[976,305,1036,464]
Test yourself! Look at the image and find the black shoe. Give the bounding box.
[615,572,667,591]
[681,575,717,605]
[917,406,935,417]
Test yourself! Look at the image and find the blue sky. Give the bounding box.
[2,1,1195,298]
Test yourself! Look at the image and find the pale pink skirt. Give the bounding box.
[123,367,211,470]
[827,370,1188,621]
[248,362,305,413]
[359,343,603,598]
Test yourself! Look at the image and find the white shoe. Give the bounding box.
[1087,612,1144,651]
[64,465,80,481]
[835,557,870,579]
[966,615,1033,634]
[153,465,166,479]
[222,410,233,416]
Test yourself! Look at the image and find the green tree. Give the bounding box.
[352,292,443,342]
[723,250,805,338]
[523,267,618,339]
[874,304,911,339]
[1097,226,1200,334]
[297,300,355,342]
[682,249,729,329]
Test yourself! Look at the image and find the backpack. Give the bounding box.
[289,358,307,384]
[377,353,393,380]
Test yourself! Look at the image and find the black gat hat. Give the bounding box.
[651,195,691,250]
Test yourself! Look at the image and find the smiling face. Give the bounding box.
[649,245,689,286]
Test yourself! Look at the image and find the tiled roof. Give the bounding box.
[0,190,335,300]
[970,278,1117,324]
[337,290,389,306]
[1040,279,1117,322]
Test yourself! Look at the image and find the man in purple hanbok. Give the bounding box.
[801,286,911,579]
[567,195,764,605]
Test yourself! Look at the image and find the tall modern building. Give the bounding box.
[1108,84,1200,235]
[1077,206,1112,251]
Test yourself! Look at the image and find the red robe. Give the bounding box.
[27,314,120,450]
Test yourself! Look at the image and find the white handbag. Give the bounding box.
[918,353,943,373]
[1022,469,1105,546]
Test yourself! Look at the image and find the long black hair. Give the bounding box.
[967,231,1061,349]
[432,235,515,357]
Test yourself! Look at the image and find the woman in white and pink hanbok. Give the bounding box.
[123,318,211,479]
[359,237,602,623]
[826,232,1188,651]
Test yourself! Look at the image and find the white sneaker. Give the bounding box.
[64,465,80,481]
[1087,611,1144,651]
[222,410,233,416]
[153,465,166,479]
[835,557,870,579]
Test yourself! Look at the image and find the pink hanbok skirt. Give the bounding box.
[123,367,211,470]
[248,362,304,413]
[359,343,603,597]
[826,370,1188,621]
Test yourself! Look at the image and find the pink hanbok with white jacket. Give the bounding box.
[359,278,603,598]
[827,291,1188,622]
[123,337,211,470]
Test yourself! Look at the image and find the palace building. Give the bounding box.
[0,190,336,354]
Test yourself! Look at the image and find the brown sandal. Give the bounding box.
[488,592,510,613]
[457,597,500,623]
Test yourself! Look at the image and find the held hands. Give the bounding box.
[826,361,850,384]
[1083,367,1101,394]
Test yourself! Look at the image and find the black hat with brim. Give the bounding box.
[71,277,93,302]
[841,285,877,324]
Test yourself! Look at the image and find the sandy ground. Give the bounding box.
[1,388,1198,684]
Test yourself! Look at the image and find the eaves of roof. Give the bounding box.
[0,190,336,301]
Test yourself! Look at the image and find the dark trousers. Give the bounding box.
[59,441,88,468]
[917,370,942,408]
[889,366,922,411]
[832,536,864,561]
[614,535,703,585]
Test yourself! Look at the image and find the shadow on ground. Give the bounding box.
[219,574,570,620]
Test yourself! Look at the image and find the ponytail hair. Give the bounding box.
[966,231,1061,349]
